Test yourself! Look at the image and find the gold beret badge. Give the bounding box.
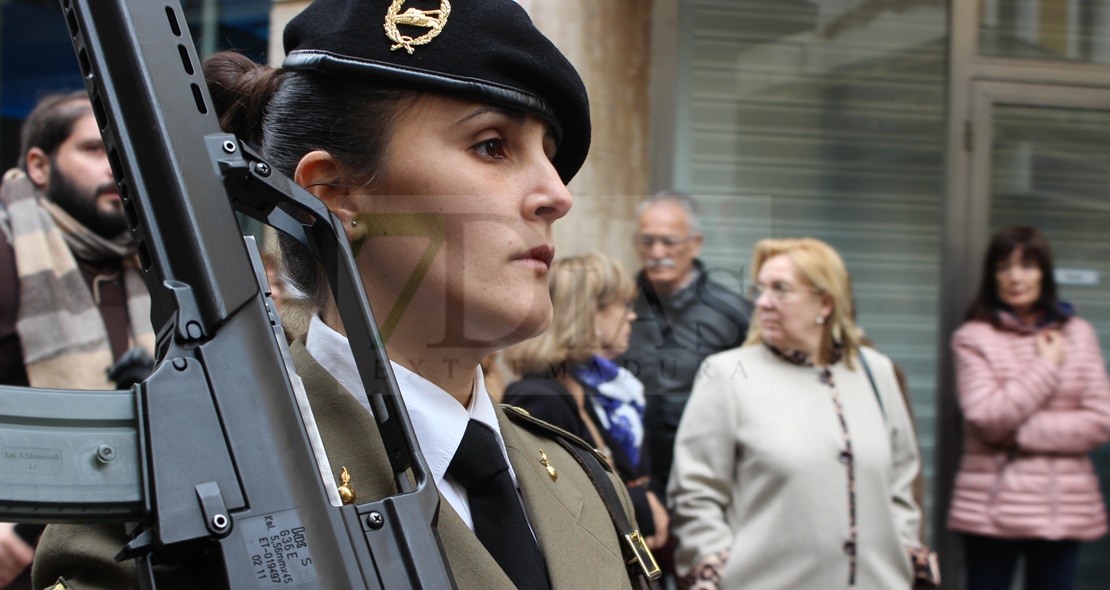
[384,0,451,54]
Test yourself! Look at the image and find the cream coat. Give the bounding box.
[669,345,919,589]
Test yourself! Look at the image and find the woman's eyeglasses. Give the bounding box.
[747,282,819,302]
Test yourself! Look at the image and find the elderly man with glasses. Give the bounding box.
[618,192,752,497]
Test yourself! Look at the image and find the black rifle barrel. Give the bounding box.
[0,0,455,587]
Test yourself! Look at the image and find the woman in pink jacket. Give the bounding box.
[948,226,1110,590]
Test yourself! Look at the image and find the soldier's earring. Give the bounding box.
[348,218,366,243]
[350,219,364,237]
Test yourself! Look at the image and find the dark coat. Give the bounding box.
[617,260,752,487]
[0,215,28,386]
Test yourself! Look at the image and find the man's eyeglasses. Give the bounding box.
[634,234,693,249]
[747,282,819,302]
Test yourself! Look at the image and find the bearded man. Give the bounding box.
[0,91,155,589]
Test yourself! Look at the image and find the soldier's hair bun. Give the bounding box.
[203,51,284,147]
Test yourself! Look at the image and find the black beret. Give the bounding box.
[282,0,590,184]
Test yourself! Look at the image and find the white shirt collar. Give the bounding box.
[304,314,511,494]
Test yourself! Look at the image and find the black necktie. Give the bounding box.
[447,419,552,590]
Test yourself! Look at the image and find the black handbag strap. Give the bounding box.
[858,350,886,420]
[858,352,941,588]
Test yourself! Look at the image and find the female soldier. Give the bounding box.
[32,1,644,588]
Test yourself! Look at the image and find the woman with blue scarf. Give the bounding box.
[503,253,669,549]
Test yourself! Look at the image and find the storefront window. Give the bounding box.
[980,0,1110,64]
[0,0,270,169]
[676,0,948,530]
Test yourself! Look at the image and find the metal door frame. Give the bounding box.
[967,82,1110,272]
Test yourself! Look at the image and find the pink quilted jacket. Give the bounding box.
[947,316,1110,540]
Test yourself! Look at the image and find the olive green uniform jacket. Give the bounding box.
[33,343,637,589]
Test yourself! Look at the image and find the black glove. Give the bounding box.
[107,346,155,389]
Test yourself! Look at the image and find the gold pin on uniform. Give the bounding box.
[538,449,557,482]
[338,466,356,504]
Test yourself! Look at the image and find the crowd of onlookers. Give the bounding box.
[3,85,1109,589]
[479,193,1110,590]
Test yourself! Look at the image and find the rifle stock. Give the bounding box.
[0,0,456,587]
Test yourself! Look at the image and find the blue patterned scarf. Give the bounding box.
[572,355,646,467]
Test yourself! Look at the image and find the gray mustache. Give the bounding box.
[645,258,677,269]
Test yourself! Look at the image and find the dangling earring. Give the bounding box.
[815,316,825,325]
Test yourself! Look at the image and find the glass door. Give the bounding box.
[967,81,1110,588]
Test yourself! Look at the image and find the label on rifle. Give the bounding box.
[2,447,63,475]
[241,509,320,587]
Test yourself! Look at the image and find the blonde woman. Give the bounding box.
[669,238,924,589]
[503,254,670,550]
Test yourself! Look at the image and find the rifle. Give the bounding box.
[0,0,456,587]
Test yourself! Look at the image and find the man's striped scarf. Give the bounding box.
[0,168,154,389]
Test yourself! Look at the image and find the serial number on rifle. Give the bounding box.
[241,510,319,586]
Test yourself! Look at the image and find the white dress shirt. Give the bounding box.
[305,314,520,531]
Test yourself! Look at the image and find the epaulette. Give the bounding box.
[499,404,613,473]
[500,404,662,588]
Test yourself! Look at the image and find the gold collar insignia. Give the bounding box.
[538,449,557,482]
[384,0,451,54]
[337,466,356,504]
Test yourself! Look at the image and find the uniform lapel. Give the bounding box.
[435,497,516,589]
[293,343,515,589]
[293,341,393,499]
[497,404,634,589]
[294,345,627,588]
